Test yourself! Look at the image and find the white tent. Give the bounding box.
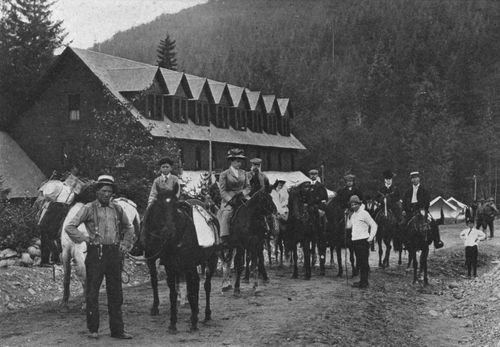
[179,170,335,198]
[429,196,458,221]
[0,131,46,198]
[446,197,467,211]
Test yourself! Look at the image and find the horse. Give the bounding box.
[404,210,443,285]
[141,190,219,332]
[220,185,277,295]
[369,196,402,268]
[321,195,357,277]
[282,181,320,279]
[60,194,140,310]
[476,199,497,238]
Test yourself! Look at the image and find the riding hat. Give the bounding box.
[158,157,174,167]
[250,158,262,165]
[383,170,395,179]
[227,148,246,160]
[344,173,356,181]
[309,169,319,175]
[409,171,420,178]
[349,195,362,205]
[96,174,117,192]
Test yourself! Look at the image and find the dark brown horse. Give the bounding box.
[282,182,320,279]
[404,211,443,285]
[223,186,277,295]
[321,195,357,277]
[141,190,218,333]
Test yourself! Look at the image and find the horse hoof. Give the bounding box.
[291,274,298,279]
[304,275,311,280]
[168,325,178,334]
[319,271,325,276]
[262,278,270,284]
[222,285,233,293]
[233,288,241,297]
[190,325,199,332]
[59,304,69,313]
[336,273,342,278]
[242,278,249,284]
[150,307,159,316]
[203,316,211,323]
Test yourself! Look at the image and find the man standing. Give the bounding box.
[402,171,443,248]
[346,195,377,289]
[337,174,363,211]
[65,175,135,340]
[247,158,270,197]
[208,169,222,210]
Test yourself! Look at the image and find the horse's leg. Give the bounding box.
[258,246,269,282]
[166,268,178,333]
[384,236,392,268]
[243,250,250,283]
[185,267,200,332]
[422,247,429,285]
[221,249,234,292]
[148,259,160,316]
[303,241,311,280]
[61,246,71,309]
[292,245,298,279]
[489,220,494,238]
[377,236,384,268]
[318,239,326,276]
[266,237,272,267]
[311,239,317,269]
[233,247,244,296]
[336,246,343,277]
[74,243,87,310]
[203,254,217,322]
[412,250,418,284]
[251,247,260,294]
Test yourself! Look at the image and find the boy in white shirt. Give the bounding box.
[460,218,486,278]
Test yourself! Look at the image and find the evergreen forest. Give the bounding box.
[90,0,499,200]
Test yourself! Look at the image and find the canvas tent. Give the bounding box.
[0,131,46,198]
[429,196,458,221]
[179,170,335,198]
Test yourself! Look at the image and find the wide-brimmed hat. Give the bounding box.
[227,148,246,160]
[349,195,362,205]
[96,174,117,192]
[409,171,420,178]
[158,157,174,167]
[274,179,286,185]
[309,169,319,175]
[383,170,395,179]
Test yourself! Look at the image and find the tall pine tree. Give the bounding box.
[0,0,66,129]
[156,33,177,70]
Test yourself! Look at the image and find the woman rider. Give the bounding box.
[218,148,251,246]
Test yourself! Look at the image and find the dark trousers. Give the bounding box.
[465,245,478,277]
[85,245,124,335]
[353,238,370,286]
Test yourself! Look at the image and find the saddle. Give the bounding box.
[179,200,219,248]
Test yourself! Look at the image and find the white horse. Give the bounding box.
[60,197,140,310]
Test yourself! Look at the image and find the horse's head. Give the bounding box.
[249,187,277,216]
[146,190,179,242]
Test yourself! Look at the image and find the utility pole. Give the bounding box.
[473,174,477,201]
[208,123,213,176]
[321,164,325,185]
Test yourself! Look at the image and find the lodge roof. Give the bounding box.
[0,131,46,198]
[64,47,304,150]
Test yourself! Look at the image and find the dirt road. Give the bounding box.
[1,224,500,347]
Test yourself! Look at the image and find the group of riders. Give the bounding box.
[35,147,498,339]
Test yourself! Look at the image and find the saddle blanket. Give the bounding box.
[192,205,217,248]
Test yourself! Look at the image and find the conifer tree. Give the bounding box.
[0,0,66,129]
[156,33,177,70]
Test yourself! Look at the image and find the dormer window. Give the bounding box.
[68,94,80,121]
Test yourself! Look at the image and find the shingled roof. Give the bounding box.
[0,131,46,198]
[61,47,304,150]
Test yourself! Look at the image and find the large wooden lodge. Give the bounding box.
[9,47,306,180]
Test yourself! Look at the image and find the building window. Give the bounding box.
[203,103,209,125]
[291,152,295,170]
[155,95,162,120]
[195,103,202,124]
[267,151,272,170]
[68,94,80,121]
[179,146,184,167]
[239,111,246,130]
[224,107,229,128]
[180,99,187,123]
[247,111,253,130]
[195,147,202,170]
[278,152,282,170]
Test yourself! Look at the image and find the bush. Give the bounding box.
[0,198,38,251]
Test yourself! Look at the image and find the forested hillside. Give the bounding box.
[94,0,500,200]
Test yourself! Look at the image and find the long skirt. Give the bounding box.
[217,204,234,237]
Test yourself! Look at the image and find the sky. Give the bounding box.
[51,0,207,49]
